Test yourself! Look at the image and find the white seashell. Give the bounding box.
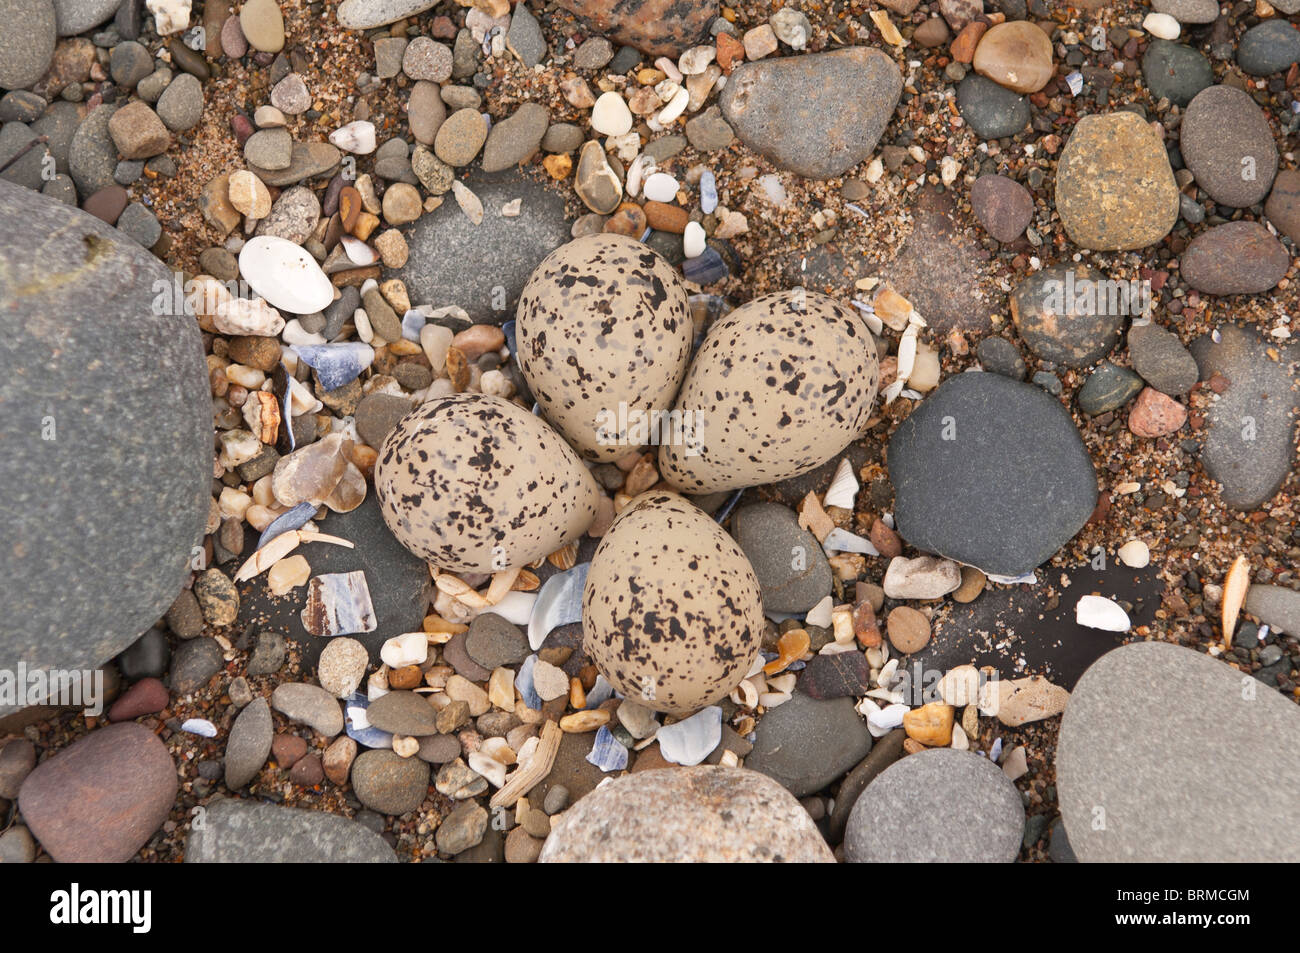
[855,696,881,717]
[758,691,792,708]
[657,86,690,124]
[817,641,857,656]
[240,235,335,315]
[528,563,589,649]
[1117,539,1150,569]
[181,718,217,737]
[1075,594,1131,632]
[730,677,759,708]
[877,658,899,689]
[282,318,326,347]
[367,671,389,701]
[287,374,322,415]
[642,172,679,203]
[866,688,903,704]
[625,154,654,200]
[1142,12,1180,40]
[805,594,833,628]
[767,673,797,694]
[682,221,706,259]
[951,723,969,750]
[821,527,879,556]
[657,706,722,766]
[896,323,919,381]
[1221,555,1250,646]
[823,458,860,510]
[340,235,378,266]
[452,180,484,225]
[380,632,428,668]
[468,751,507,788]
[881,378,906,405]
[488,590,537,626]
[328,120,377,154]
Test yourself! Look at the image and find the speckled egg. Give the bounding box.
[658,290,879,494]
[375,393,601,572]
[582,490,765,715]
[516,234,694,462]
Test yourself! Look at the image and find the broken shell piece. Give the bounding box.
[329,120,377,154]
[867,702,908,736]
[805,595,833,629]
[271,432,352,507]
[267,554,311,595]
[468,751,507,787]
[325,462,367,513]
[380,632,428,668]
[243,391,282,443]
[870,8,904,45]
[527,562,589,650]
[340,235,379,266]
[234,528,355,583]
[302,571,377,637]
[293,342,375,392]
[872,283,913,331]
[1222,555,1250,647]
[452,180,484,225]
[823,457,859,510]
[487,590,536,626]
[585,725,629,772]
[821,527,880,556]
[656,706,721,766]
[344,693,394,749]
[951,723,969,750]
[1074,594,1130,632]
[180,718,217,737]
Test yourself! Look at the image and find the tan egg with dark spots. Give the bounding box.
[375,393,601,572]
[658,290,879,494]
[582,490,765,715]
[516,233,694,462]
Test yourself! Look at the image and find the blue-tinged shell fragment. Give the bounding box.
[292,342,375,391]
[256,501,317,550]
[586,725,629,772]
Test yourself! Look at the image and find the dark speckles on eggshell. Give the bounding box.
[582,490,765,716]
[658,290,879,494]
[374,393,601,572]
[516,233,694,462]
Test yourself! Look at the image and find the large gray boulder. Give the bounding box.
[1058,641,1300,862]
[0,181,209,712]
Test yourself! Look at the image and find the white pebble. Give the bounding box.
[682,221,706,259]
[1142,12,1180,40]
[1117,539,1151,569]
[657,86,690,124]
[1075,594,1131,632]
[380,632,428,668]
[642,172,679,203]
[590,92,633,136]
[328,120,377,155]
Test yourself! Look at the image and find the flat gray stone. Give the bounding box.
[52,0,117,35]
[744,690,872,797]
[0,0,56,90]
[397,170,569,323]
[1058,641,1300,862]
[888,371,1098,576]
[1181,85,1278,208]
[844,748,1024,863]
[337,0,437,29]
[68,104,120,196]
[731,502,832,614]
[185,798,397,862]
[719,47,901,180]
[0,182,208,715]
[1189,323,1298,510]
[1245,584,1300,635]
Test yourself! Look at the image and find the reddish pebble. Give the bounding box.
[220,14,248,59]
[107,677,169,721]
[1128,387,1187,437]
[643,200,688,233]
[230,112,254,145]
[289,754,324,786]
[950,21,987,63]
[869,518,902,558]
[431,15,456,38]
[271,733,308,769]
[716,32,745,72]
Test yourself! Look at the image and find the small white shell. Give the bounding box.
[821,527,879,556]
[380,632,428,668]
[1075,594,1131,632]
[1117,539,1150,568]
[805,594,833,628]
[823,457,859,510]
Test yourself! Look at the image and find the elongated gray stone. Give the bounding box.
[186,798,397,862]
